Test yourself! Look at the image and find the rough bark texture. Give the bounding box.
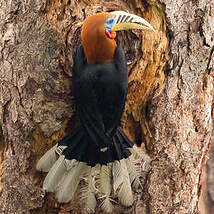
[0,0,213,214]
[201,115,214,214]
[147,0,214,213]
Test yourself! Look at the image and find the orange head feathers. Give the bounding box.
[81,13,117,63]
[81,11,155,64]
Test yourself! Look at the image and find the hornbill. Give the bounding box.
[37,11,155,213]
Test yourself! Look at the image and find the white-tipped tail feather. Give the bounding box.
[36,145,68,172]
[99,164,113,213]
[112,160,123,192]
[36,144,58,172]
[116,159,133,207]
[37,144,151,213]
[100,196,114,213]
[80,168,97,214]
[42,156,80,195]
[43,155,67,192]
[126,157,141,190]
[55,162,89,203]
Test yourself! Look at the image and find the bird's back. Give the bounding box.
[92,62,128,133]
[73,59,128,135]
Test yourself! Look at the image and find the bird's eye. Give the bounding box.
[106,17,114,26]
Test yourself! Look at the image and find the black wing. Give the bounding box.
[72,45,112,149]
[99,46,128,137]
[72,45,128,149]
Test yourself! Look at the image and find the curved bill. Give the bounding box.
[110,11,155,32]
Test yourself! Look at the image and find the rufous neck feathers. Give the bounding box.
[81,13,117,63]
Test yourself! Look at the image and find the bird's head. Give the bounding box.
[81,11,155,63]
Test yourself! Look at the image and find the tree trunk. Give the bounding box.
[200,117,214,214]
[0,0,213,213]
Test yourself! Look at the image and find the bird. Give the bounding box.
[36,11,154,213]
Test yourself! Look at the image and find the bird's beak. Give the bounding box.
[110,11,155,32]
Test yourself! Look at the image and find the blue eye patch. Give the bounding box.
[105,17,115,30]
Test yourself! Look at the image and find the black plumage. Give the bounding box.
[58,45,133,166]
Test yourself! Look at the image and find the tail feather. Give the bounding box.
[100,196,114,213]
[99,164,112,195]
[43,155,67,192]
[117,159,133,207]
[99,164,113,213]
[54,159,79,193]
[85,194,97,214]
[112,160,123,192]
[37,128,151,213]
[36,144,58,172]
[125,157,141,190]
[130,146,151,173]
[55,162,89,203]
[80,168,97,214]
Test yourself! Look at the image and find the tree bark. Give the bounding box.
[0,0,213,214]
[200,115,214,214]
